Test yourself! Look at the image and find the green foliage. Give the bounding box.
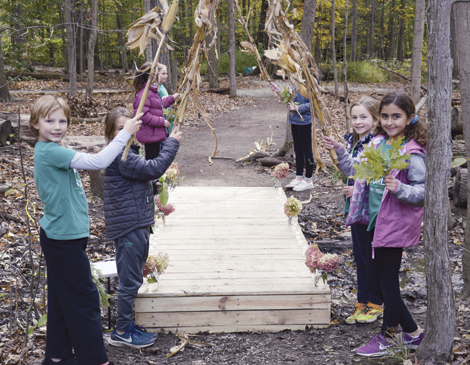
[28,314,47,335]
[90,263,112,309]
[351,137,410,184]
[200,50,258,75]
[319,61,388,83]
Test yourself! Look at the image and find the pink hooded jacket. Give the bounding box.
[133,83,175,144]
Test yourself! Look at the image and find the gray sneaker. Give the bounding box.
[286,178,303,188]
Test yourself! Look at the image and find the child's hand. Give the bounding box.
[174,93,180,101]
[322,136,340,150]
[269,82,281,95]
[164,119,171,127]
[169,127,182,143]
[385,175,398,192]
[343,186,354,198]
[287,102,298,111]
[124,112,143,135]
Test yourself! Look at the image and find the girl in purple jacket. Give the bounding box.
[326,92,427,357]
[133,62,180,160]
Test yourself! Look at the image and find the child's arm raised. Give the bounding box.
[70,113,142,170]
[386,153,426,207]
[323,136,356,178]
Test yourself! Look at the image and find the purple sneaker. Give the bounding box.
[355,333,393,357]
[402,331,424,350]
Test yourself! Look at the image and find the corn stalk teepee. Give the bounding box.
[263,0,341,170]
[173,0,222,164]
[122,0,179,161]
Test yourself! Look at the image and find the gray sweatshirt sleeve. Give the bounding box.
[69,130,131,170]
[335,145,359,178]
[391,152,426,207]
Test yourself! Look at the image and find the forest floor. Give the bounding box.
[0,75,469,365]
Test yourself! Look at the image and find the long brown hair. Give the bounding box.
[376,92,427,147]
[133,62,152,92]
[104,107,133,144]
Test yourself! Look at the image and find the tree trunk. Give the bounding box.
[396,0,405,61]
[331,0,339,95]
[272,116,294,158]
[314,6,322,66]
[86,0,98,98]
[116,6,129,73]
[350,0,358,61]
[65,0,78,96]
[145,0,153,62]
[416,0,458,361]
[256,0,269,49]
[299,0,318,53]
[366,0,375,57]
[410,0,426,104]
[454,1,470,300]
[386,0,395,59]
[207,34,219,88]
[343,0,350,133]
[182,0,188,60]
[451,6,459,80]
[228,0,237,98]
[0,37,12,102]
[453,168,468,207]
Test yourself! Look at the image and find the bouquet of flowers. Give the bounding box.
[272,163,289,187]
[158,162,184,206]
[155,195,176,216]
[143,252,169,283]
[284,196,302,217]
[305,244,342,285]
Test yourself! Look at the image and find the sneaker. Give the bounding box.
[134,322,158,339]
[285,178,303,188]
[355,333,393,357]
[356,302,384,323]
[345,302,366,325]
[292,180,314,191]
[108,323,155,348]
[402,331,424,350]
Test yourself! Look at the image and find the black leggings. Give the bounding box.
[291,123,315,179]
[144,142,161,160]
[366,245,418,335]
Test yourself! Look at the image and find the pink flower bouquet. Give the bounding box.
[305,244,342,285]
[143,252,169,283]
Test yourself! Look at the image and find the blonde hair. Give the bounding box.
[104,107,133,144]
[350,96,380,146]
[29,96,71,137]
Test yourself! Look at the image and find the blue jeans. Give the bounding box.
[115,226,151,331]
[351,224,382,306]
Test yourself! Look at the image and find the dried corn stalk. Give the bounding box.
[264,0,341,169]
[173,0,222,164]
[234,1,280,103]
[122,0,179,161]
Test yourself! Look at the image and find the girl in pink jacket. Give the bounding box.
[133,62,179,160]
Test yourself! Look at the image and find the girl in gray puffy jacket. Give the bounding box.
[103,107,182,349]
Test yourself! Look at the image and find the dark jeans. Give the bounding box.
[40,228,108,365]
[144,142,161,160]
[366,242,418,334]
[115,226,151,331]
[351,224,382,306]
[291,123,315,179]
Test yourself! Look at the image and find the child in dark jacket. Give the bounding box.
[133,62,180,160]
[103,107,182,349]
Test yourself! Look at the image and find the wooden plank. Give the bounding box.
[160,271,312,280]
[151,261,310,273]
[135,294,331,312]
[136,309,330,327]
[141,324,327,333]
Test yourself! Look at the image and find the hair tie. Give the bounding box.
[411,115,418,124]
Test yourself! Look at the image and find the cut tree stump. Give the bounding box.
[0,114,36,145]
[452,140,466,168]
[0,118,14,146]
[453,168,467,207]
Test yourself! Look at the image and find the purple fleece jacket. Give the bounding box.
[133,83,175,144]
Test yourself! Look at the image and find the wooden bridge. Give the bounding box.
[135,186,330,333]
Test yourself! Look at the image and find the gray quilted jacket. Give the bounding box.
[103,138,179,240]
